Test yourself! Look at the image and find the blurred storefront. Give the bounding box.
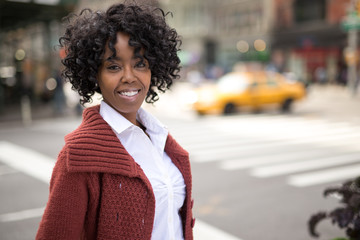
[272,0,350,84]
[0,0,78,113]
[0,0,161,115]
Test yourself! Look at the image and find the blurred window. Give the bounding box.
[250,82,258,89]
[294,0,326,23]
[218,74,248,93]
[265,72,280,87]
[267,80,278,87]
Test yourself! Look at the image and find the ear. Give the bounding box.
[94,78,101,94]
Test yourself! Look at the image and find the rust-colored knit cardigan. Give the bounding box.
[36,105,194,240]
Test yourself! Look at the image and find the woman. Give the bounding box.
[36,3,194,240]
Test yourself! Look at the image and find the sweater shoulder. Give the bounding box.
[62,105,138,176]
[165,134,189,158]
[65,105,116,145]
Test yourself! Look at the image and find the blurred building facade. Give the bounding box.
[272,0,350,85]
[161,0,352,84]
[160,0,273,78]
[0,0,355,114]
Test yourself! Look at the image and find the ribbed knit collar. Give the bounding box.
[64,105,189,178]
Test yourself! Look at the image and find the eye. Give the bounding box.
[135,60,148,69]
[106,65,120,71]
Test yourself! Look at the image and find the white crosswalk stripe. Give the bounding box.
[288,164,360,187]
[163,114,360,188]
[220,148,349,170]
[250,152,360,178]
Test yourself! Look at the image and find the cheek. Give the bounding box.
[97,78,114,97]
[144,74,151,90]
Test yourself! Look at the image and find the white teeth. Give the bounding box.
[119,90,138,97]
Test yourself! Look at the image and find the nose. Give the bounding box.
[121,65,136,83]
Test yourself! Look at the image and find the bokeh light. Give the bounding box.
[236,40,249,53]
[14,49,26,61]
[254,39,266,52]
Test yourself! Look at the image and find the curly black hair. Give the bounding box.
[59,2,181,105]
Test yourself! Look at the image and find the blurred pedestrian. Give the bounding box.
[315,66,327,84]
[52,70,66,115]
[36,2,194,240]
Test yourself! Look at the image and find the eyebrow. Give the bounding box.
[105,56,121,62]
[105,55,144,62]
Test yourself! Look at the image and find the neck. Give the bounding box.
[136,119,150,139]
[136,120,146,131]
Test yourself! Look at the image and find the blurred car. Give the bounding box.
[191,71,306,115]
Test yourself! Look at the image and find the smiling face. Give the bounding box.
[98,32,151,125]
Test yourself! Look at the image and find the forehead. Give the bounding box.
[114,32,131,50]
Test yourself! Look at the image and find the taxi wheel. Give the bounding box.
[223,103,236,115]
[281,98,293,112]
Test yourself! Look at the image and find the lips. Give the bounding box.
[117,89,140,97]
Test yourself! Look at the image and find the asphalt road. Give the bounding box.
[0,84,359,240]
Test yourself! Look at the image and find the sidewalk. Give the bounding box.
[0,101,81,127]
[294,84,360,124]
[0,84,359,126]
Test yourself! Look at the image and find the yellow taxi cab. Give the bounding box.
[191,71,306,115]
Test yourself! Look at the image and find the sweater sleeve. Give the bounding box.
[36,147,89,240]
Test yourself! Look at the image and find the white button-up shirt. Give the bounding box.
[100,101,186,240]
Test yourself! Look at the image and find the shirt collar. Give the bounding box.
[99,101,133,134]
[99,101,168,138]
[137,107,169,153]
[137,107,168,136]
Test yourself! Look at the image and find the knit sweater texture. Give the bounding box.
[36,105,194,240]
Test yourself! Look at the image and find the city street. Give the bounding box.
[0,84,359,240]
[2,0,360,239]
